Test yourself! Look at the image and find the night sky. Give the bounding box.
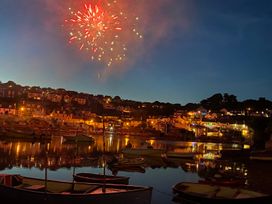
[0,0,271,105]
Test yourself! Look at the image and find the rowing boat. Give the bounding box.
[0,174,152,204]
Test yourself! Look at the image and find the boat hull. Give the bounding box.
[108,165,146,174]
[173,182,271,204]
[198,178,245,187]
[0,175,152,204]
[74,173,129,184]
[1,186,152,204]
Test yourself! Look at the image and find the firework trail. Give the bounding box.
[64,0,142,67]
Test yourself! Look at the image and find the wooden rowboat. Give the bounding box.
[74,173,129,184]
[198,176,245,187]
[108,165,146,174]
[172,182,271,203]
[0,174,152,204]
[198,171,246,187]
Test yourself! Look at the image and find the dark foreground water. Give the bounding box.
[0,135,272,204]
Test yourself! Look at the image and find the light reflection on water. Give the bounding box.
[0,135,272,204]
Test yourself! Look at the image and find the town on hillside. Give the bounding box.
[1,80,272,150]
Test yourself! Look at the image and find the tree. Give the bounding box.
[201,93,223,111]
[113,96,121,101]
[223,93,238,110]
[247,117,271,150]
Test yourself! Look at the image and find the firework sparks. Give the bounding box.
[64,0,142,67]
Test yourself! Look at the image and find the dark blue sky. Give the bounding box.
[0,0,271,104]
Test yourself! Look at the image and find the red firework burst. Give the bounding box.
[65,0,142,67]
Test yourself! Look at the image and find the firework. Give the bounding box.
[65,0,142,67]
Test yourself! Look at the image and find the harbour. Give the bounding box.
[1,135,272,203]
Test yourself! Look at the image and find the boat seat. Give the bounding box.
[84,185,100,193]
[23,185,45,191]
[207,186,221,198]
[46,183,73,193]
[0,174,23,187]
[23,184,45,191]
[13,175,23,186]
[215,187,237,198]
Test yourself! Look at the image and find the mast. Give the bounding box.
[102,111,106,193]
[44,151,48,191]
[44,143,48,196]
[71,141,78,191]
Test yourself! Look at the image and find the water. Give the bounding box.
[0,135,272,204]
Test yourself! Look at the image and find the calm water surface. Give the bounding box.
[0,135,272,204]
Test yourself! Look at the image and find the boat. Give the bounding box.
[1,121,52,141]
[181,162,198,172]
[198,173,246,187]
[108,157,145,173]
[63,134,95,144]
[110,157,145,167]
[73,172,129,184]
[2,126,35,139]
[163,151,197,159]
[108,165,146,174]
[108,156,144,167]
[108,156,146,174]
[0,174,152,204]
[172,182,271,203]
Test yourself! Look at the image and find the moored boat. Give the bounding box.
[63,134,95,144]
[108,165,146,174]
[172,182,271,203]
[110,157,145,167]
[74,172,129,184]
[0,174,152,204]
[2,126,35,139]
[108,157,146,174]
[198,175,245,187]
[163,151,197,159]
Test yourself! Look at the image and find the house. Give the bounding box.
[0,104,16,115]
